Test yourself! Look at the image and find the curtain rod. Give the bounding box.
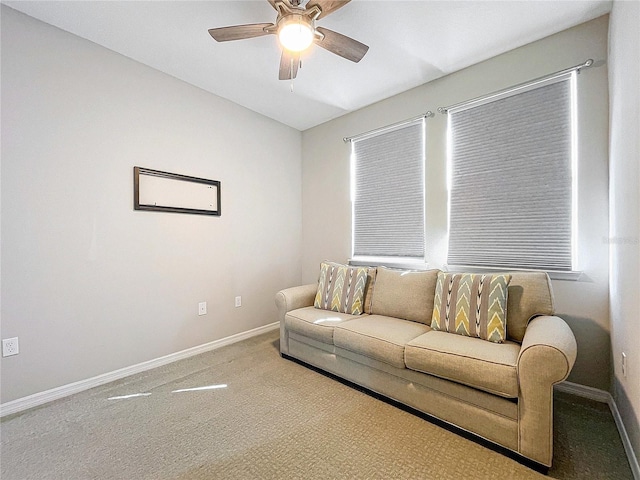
[437,59,594,114]
[343,111,434,143]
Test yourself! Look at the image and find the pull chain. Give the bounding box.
[289,59,302,93]
[290,58,294,92]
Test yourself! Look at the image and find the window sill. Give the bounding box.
[349,257,430,271]
[445,265,584,281]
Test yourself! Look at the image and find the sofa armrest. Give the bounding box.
[517,315,577,377]
[516,315,577,466]
[276,284,317,356]
[275,284,317,320]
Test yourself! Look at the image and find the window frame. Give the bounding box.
[349,117,428,269]
[444,71,582,279]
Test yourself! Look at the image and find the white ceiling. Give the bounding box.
[3,0,612,131]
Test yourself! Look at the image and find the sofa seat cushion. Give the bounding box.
[285,306,362,345]
[333,315,431,368]
[405,331,521,398]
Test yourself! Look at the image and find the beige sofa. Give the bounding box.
[276,266,577,468]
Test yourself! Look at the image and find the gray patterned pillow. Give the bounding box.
[431,272,511,343]
[314,262,369,315]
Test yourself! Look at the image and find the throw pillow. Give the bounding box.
[314,262,369,315]
[323,261,377,314]
[431,272,511,343]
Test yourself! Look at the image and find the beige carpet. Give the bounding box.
[1,330,633,479]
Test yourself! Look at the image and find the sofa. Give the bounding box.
[276,264,578,468]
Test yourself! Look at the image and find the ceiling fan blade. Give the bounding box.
[315,27,368,63]
[208,23,274,42]
[306,0,351,19]
[279,50,300,80]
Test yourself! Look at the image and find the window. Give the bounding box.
[446,72,577,273]
[350,118,426,266]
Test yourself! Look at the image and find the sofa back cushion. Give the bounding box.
[431,272,512,343]
[314,262,370,315]
[506,271,555,342]
[370,267,439,324]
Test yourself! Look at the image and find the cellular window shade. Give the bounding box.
[353,121,425,259]
[448,77,573,271]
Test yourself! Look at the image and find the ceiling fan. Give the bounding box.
[208,0,369,80]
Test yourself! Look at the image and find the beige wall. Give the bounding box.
[609,0,640,463]
[0,7,302,404]
[301,16,611,390]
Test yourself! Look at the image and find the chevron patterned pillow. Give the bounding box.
[431,272,511,343]
[314,262,369,315]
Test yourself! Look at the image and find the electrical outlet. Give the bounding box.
[235,296,242,308]
[2,337,19,357]
[621,352,627,377]
[198,302,207,316]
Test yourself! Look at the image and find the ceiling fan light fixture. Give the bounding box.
[278,15,314,52]
[208,0,368,81]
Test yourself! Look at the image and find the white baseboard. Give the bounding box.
[0,322,279,418]
[556,381,640,480]
[555,380,612,403]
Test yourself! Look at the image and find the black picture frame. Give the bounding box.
[133,166,221,216]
